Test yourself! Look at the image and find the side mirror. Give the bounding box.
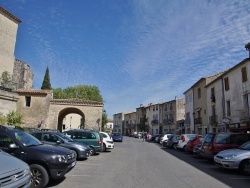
[56,140,63,144]
[9,143,19,149]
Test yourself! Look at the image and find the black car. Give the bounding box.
[31,131,91,159]
[163,134,180,149]
[0,125,76,188]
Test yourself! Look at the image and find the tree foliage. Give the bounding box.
[6,111,23,126]
[0,71,11,87]
[101,111,108,131]
[41,66,52,90]
[0,113,6,124]
[137,114,149,132]
[53,85,103,102]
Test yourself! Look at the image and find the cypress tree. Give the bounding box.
[41,66,52,90]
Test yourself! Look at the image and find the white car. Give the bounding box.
[100,132,114,151]
[160,134,172,145]
[177,134,197,150]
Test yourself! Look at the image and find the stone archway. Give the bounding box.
[57,107,85,132]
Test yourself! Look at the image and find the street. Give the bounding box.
[48,136,250,188]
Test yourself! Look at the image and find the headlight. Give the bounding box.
[224,155,237,160]
[52,155,68,162]
[24,166,31,177]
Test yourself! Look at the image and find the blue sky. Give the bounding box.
[1,0,250,118]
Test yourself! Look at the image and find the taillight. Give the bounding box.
[181,136,185,142]
[98,139,102,144]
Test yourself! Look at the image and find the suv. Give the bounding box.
[31,131,91,159]
[201,133,250,159]
[63,129,102,155]
[100,132,114,151]
[0,125,76,188]
[0,149,31,188]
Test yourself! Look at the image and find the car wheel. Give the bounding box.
[71,150,77,160]
[239,160,250,175]
[102,143,106,152]
[173,143,177,149]
[30,164,49,188]
[89,147,95,156]
[183,145,187,151]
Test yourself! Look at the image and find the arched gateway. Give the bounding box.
[16,89,104,131]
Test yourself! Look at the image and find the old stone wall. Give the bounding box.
[16,92,52,127]
[0,8,19,80]
[0,89,19,115]
[12,59,34,89]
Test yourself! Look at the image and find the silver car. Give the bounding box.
[214,141,250,175]
[0,149,31,188]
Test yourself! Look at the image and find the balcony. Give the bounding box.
[163,118,173,124]
[194,117,202,124]
[209,115,218,124]
[151,119,159,126]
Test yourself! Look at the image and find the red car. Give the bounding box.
[186,136,203,153]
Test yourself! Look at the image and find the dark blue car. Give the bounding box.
[112,132,123,142]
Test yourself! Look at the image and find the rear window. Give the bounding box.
[203,134,215,144]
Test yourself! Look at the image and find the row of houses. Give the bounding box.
[113,44,250,136]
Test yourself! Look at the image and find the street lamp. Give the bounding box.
[245,42,250,58]
[193,112,196,134]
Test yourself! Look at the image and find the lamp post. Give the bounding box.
[193,112,196,134]
[245,42,250,58]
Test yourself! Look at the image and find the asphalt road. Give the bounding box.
[47,136,250,188]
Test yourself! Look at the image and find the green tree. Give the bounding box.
[6,111,23,126]
[137,114,149,132]
[41,66,52,90]
[0,71,11,88]
[53,85,103,102]
[101,111,108,131]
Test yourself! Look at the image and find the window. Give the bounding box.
[211,87,215,102]
[170,103,173,110]
[0,132,15,148]
[224,77,229,91]
[242,66,248,82]
[25,96,31,107]
[198,88,201,99]
[227,100,231,116]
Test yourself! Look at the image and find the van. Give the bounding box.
[63,129,102,155]
[201,133,250,159]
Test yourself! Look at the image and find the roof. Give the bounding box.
[0,6,22,23]
[205,58,250,88]
[51,98,104,106]
[16,89,53,94]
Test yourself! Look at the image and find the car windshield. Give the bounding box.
[57,133,74,142]
[239,142,250,150]
[14,131,42,146]
[113,133,120,136]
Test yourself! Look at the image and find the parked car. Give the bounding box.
[186,136,203,153]
[160,134,172,145]
[163,134,180,149]
[150,134,159,141]
[155,134,163,143]
[31,131,91,159]
[193,144,202,157]
[201,133,250,160]
[112,132,123,142]
[177,134,197,150]
[0,149,31,188]
[62,129,102,156]
[214,141,250,175]
[100,132,114,151]
[0,125,76,188]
